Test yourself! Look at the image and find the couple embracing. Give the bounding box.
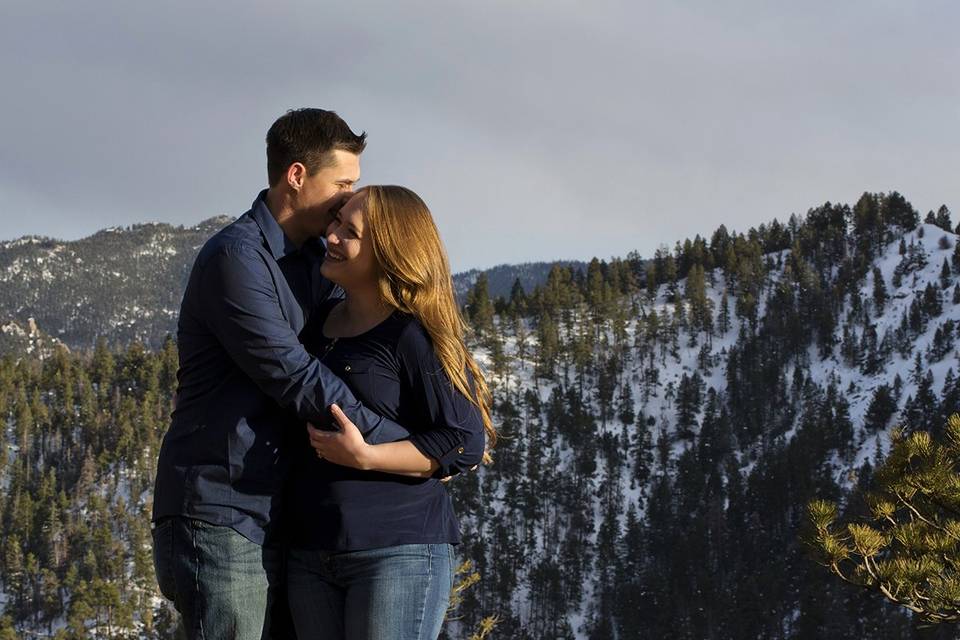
[151,108,495,640]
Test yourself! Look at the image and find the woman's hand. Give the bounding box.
[307,403,372,470]
[308,404,476,479]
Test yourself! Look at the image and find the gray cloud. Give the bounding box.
[1,0,958,271]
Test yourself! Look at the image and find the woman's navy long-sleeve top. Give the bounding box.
[286,299,486,551]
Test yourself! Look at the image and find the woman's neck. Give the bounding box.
[335,285,393,333]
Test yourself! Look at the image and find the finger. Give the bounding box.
[329,403,349,430]
[329,404,358,433]
[308,423,338,435]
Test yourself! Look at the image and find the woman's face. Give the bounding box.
[321,191,379,289]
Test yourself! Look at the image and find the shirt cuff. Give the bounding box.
[408,429,467,478]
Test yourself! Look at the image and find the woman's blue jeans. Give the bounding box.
[287,543,454,640]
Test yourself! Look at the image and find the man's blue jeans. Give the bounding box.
[152,516,283,640]
[287,543,454,640]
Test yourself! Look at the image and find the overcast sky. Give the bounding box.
[1,1,958,272]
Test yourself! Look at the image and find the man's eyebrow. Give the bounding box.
[336,178,357,184]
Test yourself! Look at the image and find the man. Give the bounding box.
[151,109,427,639]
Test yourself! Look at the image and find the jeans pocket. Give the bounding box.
[151,518,177,601]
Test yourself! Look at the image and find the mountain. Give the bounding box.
[441,204,960,639]
[0,316,65,359]
[0,217,231,350]
[2,192,960,638]
[453,260,588,301]
[0,218,584,351]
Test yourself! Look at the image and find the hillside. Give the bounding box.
[1,192,959,638]
[0,218,582,351]
[0,218,231,350]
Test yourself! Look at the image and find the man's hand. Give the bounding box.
[307,403,371,469]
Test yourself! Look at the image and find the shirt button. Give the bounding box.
[457,447,465,454]
[344,365,351,372]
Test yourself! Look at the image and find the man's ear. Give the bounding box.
[286,162,307,191]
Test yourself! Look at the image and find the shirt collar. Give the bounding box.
[250,189,301,261]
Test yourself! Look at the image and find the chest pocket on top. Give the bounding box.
[336,358,376,393]
[337,357,401,419]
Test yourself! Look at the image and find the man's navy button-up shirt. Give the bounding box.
[152,190,410,545]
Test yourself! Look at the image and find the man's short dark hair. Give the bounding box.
[266,108,367,186]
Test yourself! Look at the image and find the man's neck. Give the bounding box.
[265,188,307,248]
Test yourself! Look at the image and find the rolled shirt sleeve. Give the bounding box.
[198,243,409,444]
[397,321,486,477]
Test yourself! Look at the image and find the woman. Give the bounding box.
[285,185,496,639]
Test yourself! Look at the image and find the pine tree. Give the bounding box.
[853,192,885,263]
[863,384,896,432]
[644,261,658,302]
[808,415,960,624]
[0,617,17,640]
[859,324,881,375]
[923,282,944,317]
[717,288,731,335]
[465,274,495,339]
[507,277,527,318]
[617,382,635,427]
[935,204,953,232]
[871,266,887,314]
[675,372,704,440]
[535,313,559,380]
[90,336,115,389]
[911,351,925,386]
[633,416,653,488]
[684,263,711,337]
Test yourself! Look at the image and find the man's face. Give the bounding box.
[294,149,360,237]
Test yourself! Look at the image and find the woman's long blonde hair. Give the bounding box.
[360,185,496,463]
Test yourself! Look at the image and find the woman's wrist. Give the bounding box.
[357,442,438,476]
[356,443,379,471]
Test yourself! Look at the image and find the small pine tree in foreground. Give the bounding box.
[446,559,500,639]
[807,414,960,625]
